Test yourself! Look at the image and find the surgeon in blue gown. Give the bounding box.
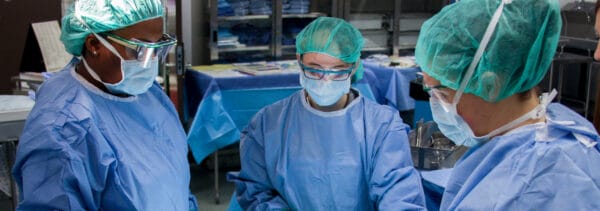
[229,17,426,210]
[12,0,197,210]
[415,0,600,210]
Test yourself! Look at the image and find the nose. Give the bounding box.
[321,76,334,81]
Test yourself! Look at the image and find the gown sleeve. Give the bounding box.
[231,111,290,210]
[369,114,427,210]
[12,112,105,211]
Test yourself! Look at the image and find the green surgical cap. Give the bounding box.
[61,0,164,56]
[415,0,561,102]
[296,17,365,81]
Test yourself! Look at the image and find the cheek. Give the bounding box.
[101,55,125,82]
[456,102,474,124]
[455,97,485,127]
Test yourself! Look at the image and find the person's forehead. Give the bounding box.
[112,17,164,42]
[302,53,348,66]
[422,72,441,86]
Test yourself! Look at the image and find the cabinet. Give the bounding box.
[340,0,445,56]
[205,0,339,63]
[180,0,445,65]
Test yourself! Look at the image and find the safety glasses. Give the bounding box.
[415,73,454,111]
[105,33,177,64]
[298,59,355,81]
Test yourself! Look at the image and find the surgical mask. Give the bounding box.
[82,33,159,95]
[428,0,551,147]
[430,90,556,147]
[82,57,158,96]
[299,73,351,106]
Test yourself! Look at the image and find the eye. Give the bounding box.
[429,88,452,103]
[306,71,321,77]
[123,47,139,59]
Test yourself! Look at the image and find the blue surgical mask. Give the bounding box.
[82,57,158,95]
[429,89,556,147]
[429,96,486,147]
[82,33,159,96]
[299,73,351,106]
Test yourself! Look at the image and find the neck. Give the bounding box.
[76,57,129,97]
[466,90,543,137]
[76,59,108,92]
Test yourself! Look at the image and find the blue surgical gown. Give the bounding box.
[12,60,198,211]
[230,90,426,210]
[441,103,600,210]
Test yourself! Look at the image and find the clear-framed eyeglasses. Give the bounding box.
[104,33,177,64]
[415,72,454,111]
[298,58,355,81]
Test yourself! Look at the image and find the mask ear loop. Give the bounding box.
[481,89,556,139]
[451,0,512,106]
[73,0,125,84]
[73,1,124,61]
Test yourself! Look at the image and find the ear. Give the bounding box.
[83,34,101,56]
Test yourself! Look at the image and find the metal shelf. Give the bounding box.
[362,47,390,52]
[217,15,271,21]
[282,12,327,19]
[397,45,416,50]
[281,45,296,50]
[218,45,270,52]
[217,12,326,22]
[360,28,392,33]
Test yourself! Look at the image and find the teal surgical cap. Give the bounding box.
[415,0,562,102]
[61,0,165,56]
[296,17,365,82]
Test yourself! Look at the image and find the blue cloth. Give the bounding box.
[12,60,197,211]
[420,168,452,211]
[285,0,310,14]
[187,86,301,163]
[184,68,376,163]
[441,104,600,210]
[226,0,250,16]
[229,90,426,210]
[283,8,309,14]
[218,0,234,16]
[230,24,271,46]
[362,61,420,111]
[249,0,271,15]
[282,19,312,44]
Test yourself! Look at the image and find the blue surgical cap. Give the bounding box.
[296,17,365,82]
[61,0,165,56]
[415,0,562,102]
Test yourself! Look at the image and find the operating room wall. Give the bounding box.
[0,0,62,94]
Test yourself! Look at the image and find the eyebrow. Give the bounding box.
[304,61,352,69]
[118,34,163,43]
[134,36,164,43]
